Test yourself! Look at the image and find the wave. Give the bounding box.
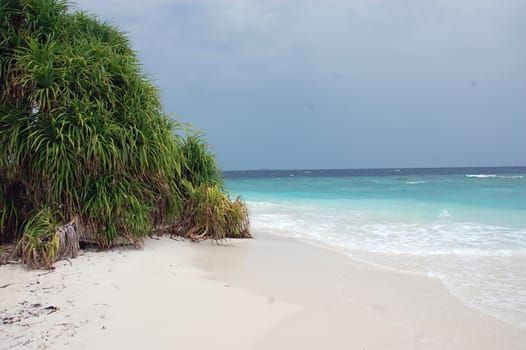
[465,174,523,179]
[245,198,526,329]
[406,181,426,184]
[438,209,451,219]
[465,174,496,178]
[245,200,277,208]
[247,201,526,257]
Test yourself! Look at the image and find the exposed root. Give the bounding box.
[56,216,80,260]
[0,244,15,265]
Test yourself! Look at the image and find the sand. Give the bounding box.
[1,233,525,349]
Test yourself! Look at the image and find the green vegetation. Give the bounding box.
[174,135,250,241]
[17,207,59,268]
[0,0,250,268]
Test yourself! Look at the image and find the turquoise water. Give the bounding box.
[225,168,526,329]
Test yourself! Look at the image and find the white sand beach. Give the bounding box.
[1,233,525,350]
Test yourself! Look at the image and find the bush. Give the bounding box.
[17,208,59,268]
[0,0,250,268]
[175,135,251,240]
[179,182,251,241]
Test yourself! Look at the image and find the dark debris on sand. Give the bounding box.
[2,302,60,325]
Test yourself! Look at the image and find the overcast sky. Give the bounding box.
[73,0,526,170]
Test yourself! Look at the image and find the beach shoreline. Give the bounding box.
[1,234,525,349]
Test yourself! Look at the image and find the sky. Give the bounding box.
[72,0,526,170]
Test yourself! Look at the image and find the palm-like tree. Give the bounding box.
[0,0,249,268]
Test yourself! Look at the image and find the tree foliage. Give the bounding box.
[0,0,250,267]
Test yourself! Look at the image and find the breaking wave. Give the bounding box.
[465,174,497,178]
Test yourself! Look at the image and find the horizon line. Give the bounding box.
[222,165,526,172]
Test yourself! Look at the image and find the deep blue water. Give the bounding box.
[224,166,525,179]
[223,166,526,329]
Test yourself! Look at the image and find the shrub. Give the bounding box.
[0,0,250,268]
[17,207,59,268]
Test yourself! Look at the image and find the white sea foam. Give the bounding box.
[465,174,523,179]
[248,201,526,258]
[246,200,526,329]
[438,209,451,219]
[406,181,426,184]
[246,200,276,209]
[465,174,497,178]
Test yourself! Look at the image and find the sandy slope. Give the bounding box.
[1,234,525,349]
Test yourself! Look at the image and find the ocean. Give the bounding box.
[224,167,526,330]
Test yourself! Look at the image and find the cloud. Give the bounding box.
[73,0,526,81]
[72,0,526,169]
